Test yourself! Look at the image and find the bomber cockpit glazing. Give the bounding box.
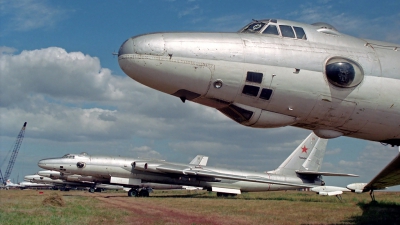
[239,19,307,40]
[61,152,89,159]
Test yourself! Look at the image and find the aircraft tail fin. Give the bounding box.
[270,132,327,176]
[189,155,208,166]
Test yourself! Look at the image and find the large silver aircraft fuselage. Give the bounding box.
[118,19,400,145]
[38,155,321,192]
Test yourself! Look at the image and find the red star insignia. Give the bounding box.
[301,145,308,153]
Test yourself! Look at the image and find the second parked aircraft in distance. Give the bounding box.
[38,132,356,197]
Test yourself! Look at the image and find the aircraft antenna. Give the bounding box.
[0,122,27,185]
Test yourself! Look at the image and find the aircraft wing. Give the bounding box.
[365,153,400,190]
[155,166,315,188]
[296,170,358,177]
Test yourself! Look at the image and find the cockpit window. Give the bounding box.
[240,20,307,41]
[293,26,307,40]
[262,25,279,35]
[280,25,295,38]
[62,154,75,159]
[242,22,267,33]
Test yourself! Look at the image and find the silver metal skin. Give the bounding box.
[118,19,400,145]
[38,132,356,196]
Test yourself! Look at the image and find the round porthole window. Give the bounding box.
[213,79,223,89]
[325,57,364,88]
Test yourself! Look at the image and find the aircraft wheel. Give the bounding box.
[128,189,138,197]
[89,187,95,193]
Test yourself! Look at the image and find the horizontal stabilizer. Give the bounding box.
[296,170,358,177]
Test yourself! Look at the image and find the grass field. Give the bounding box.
[1,189,400,224]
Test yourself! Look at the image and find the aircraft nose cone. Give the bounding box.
[118,38,134,56]
[38,159,44,167]
[38,159,51,169]
[117,33,212,98]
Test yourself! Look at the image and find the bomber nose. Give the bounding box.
[38,159,49,169]
[118,34,165,57]
[118,38,134,56]
[38,159,44,167]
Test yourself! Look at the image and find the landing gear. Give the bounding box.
[128,188,150,197]
[128,188,138,197]
[370,190,376,202]
[216,192,237,197]
[60,187,70,191]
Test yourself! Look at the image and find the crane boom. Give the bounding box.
[3,122,27,183]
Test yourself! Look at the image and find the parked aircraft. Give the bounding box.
[34,170,185,194]
[3,179,54,190]
[38,132,356,197]
[118,18,400,146]
[19,180,54,189]
[24,173,125,192]
[2,179,21,189]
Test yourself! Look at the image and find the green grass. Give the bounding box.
[1,189,400,224]
[0,190,128,225]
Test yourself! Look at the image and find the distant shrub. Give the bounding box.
[42,193,65,207]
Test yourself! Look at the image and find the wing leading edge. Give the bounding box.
[156,166,316,188]
[365,153,400,190]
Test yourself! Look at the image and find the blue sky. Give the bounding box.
[1,0,400,191]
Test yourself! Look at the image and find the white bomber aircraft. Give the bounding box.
[118,18,400,146]
[38,132,357,197]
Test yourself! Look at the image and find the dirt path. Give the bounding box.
[92,193,235,225]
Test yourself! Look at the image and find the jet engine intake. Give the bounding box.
[132,161,148,170]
